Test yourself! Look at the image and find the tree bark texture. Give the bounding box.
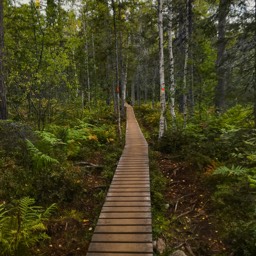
[0,0,7,120]
[167,0,176,122]
[215,0,230,113]
[254,0,256,127]
[158,0,166,139]
[182,0,189,127]
[111,0,122,138]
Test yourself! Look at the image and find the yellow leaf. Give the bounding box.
[88,134,98,141]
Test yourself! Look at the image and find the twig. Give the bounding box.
[185,242,196,256]
[176,209,194,220]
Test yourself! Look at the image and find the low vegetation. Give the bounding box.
[0,104,123,256]
[136,103,256,256]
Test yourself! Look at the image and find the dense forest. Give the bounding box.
[0,0,256,255]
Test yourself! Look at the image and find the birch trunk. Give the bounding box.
[86,37,91,106]
[167,0,176,123]
[158,0,166,139]
[0,0,7,120]
[111,0,121,138]
[82,19,91,106]
[182,0,189,128]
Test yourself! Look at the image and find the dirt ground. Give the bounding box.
[34,151,230,256]
[158,153,229,255]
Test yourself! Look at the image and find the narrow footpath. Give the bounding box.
[86,104,153,255]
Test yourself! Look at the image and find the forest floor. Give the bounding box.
[157,152,229,255]
[40,152,230,256]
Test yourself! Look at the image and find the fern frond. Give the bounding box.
[35,131,66,146]
[41,203,57,220]
[26,139,59,168]
[213,165,248,176]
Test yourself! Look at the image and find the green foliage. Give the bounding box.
[137,104,256,255]
[208,165,256,256]
[26,139,59,169]
[0,197,56,256]
[213,165,248,176]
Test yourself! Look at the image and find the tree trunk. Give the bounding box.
[111,0,121,138]
[254,0,256,127]
[167,0,176,124]
[188,0,194,116]
[182,0,189,128]
[0,0,7,120]
[215,0,230,113]
[158,0,166,139]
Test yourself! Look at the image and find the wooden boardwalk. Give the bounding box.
[86,104,153,255]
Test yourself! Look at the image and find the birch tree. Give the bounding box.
[0,0,7,120]
[111,0,121,138]
[167,0,176,123]
[158,0,166,139]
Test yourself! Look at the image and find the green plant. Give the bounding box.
[0,197,56,256]
[26,139,59,169]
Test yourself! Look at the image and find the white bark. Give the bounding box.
[183,0,189,128]
[167,0,176,122]
[158,0,166,139]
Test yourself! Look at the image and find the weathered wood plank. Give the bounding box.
[99,212,151,219]
[88,242,153,253]
[97,218,152,225]
[94,225,152,233]
[101,206,151,212]
[91,233,152,242]
[103,201,151,207]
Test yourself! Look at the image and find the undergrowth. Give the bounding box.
[0,103,124,255]
[135,103,256,256]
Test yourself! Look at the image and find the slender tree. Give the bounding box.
[0,0,7,119]
[182,0,189,127]
[111,0,122,138]
[158,0,166,138]
[254,0,256,127]
[167,0,176,123]
[215,0,231,113]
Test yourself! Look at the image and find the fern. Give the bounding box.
[35,131,65,146]
[26,139,59,169]
[0,198,56,256]
[213,165,248,176]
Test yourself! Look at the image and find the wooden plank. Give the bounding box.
[94,225,152,233]
[108,189,150,193]
[101,206,151,212]
[113,178,150,181]
[107,192,150,197]
[111,181,149,185]
[109,185,150,188]
[103,201,151,207]
[97,218,152,225]
[106,196,150,201]
[99,212,151,219]
[87,254,153,256]
[88,242,153,252]
[91,233,152,242]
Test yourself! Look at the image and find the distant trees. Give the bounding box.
[1,0,256,127]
